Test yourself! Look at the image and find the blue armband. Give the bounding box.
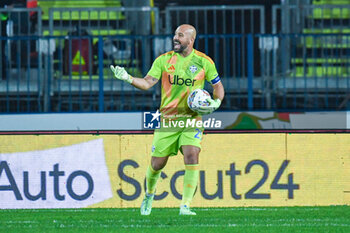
[211,76,221,85]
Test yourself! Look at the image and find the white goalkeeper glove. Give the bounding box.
[197,98,221,115]
[110,65,133,84]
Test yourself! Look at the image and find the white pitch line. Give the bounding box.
[114,222,350,229]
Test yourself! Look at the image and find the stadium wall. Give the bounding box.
[0,133,349,209]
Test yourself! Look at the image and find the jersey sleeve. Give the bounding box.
[204,58,221,85]
[147,55,163,80]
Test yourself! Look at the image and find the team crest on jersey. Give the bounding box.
[189,65,197,73]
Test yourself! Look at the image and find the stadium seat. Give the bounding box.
[290,0,350,78]
[38,0,126,36]
[38,0,123,20]
[312,0,350,19]
[36,0,144,79]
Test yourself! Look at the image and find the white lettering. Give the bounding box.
[215,120,222,128]
[178,121,184,128]
[171,120,178,127]
[203,119,210,128]
[186,119,196,127]
[162,119,169,128]
[161,118,222,129]
[196,121,203,128]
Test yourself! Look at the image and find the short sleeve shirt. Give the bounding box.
[147,49,220,117]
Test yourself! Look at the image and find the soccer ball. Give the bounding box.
[187,89,211,112]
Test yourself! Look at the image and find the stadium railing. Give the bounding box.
[258,33,350,110]
[1,5,350,113]
[1,33,350,113]
[47,7,159,81]
[164,5,265,34]
[272,3,350,34]
[272,4,350,85]
[271,3,350,109]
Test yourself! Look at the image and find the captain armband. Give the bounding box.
[211,76,221,85]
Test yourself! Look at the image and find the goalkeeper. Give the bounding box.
[110,24,224,215]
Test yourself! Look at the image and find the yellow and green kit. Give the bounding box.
[147,49,221,157]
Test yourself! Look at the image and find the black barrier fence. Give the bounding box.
[1,33,350,112]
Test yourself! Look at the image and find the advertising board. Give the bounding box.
[0,133,349,208]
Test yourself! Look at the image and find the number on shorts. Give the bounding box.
[194,128,202,140]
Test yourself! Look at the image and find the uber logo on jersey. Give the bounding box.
[168,75,196,86]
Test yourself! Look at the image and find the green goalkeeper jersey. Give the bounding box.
[147,49,220,118]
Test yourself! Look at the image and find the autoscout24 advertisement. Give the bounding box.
[0,133,349,209]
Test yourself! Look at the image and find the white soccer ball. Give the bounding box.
[187,89,211,113]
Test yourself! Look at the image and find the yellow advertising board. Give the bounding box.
[0,133,349,208]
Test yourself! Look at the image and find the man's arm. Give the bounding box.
[110,65,159,90]
[197,81,224,114]
[212,81,224,102]
[131,75,159,90]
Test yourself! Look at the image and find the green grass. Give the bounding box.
[0,206,350,232]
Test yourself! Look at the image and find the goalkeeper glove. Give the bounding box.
[197,98,221,115]
[110,65,133,84]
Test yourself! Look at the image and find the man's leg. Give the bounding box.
[141,156,169,215]
[146,156,169,194]
[180,145,200,215]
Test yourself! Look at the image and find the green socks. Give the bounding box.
[146,164,199,206]
[181,164,199,206]
[146,166,161,194]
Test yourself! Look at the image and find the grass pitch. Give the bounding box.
[0,206,349,232]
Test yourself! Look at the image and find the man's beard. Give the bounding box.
[173,41,187,53]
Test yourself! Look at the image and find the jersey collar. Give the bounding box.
[175,49,195,59]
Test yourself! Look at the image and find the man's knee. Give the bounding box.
[182,146,200,164]
[151,156,168,171]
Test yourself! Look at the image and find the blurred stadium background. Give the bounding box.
[1,0,350,113]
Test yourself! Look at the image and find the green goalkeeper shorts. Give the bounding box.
[151,126,203,157]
